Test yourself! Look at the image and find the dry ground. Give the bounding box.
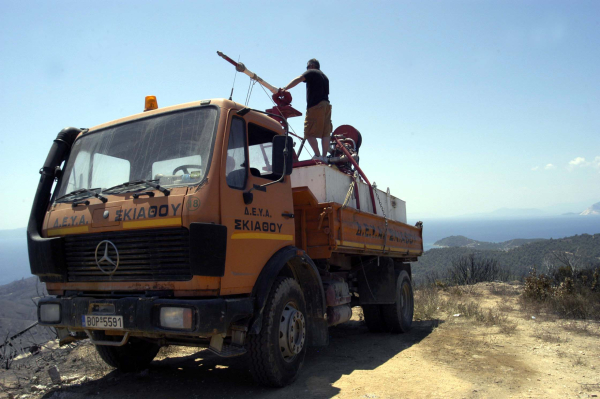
[1,282,599,399]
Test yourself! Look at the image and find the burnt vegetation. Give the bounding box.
[522,264,600,320]
[448,254,510,285]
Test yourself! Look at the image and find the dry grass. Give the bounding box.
[571,356,586,367]
[413,286,441,320]
[559,320,600,336]
[447,286,464,298]
[443,298,482,319]
[441,296,517,334]
[497,302,514,312]
[412,285,518,334]
[489,283,521,297]
[531,328,569,343]
[497,318,519,335]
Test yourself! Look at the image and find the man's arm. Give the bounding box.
[282,75,305,91]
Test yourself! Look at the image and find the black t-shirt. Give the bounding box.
[302,69,329,109]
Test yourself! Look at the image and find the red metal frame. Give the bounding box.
[331,135,377,215]
[353,174,361,211]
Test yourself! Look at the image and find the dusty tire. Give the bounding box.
[382,270,414,333]
[362,304,387,333]
[247,277,307,387]
[95,338,160,372]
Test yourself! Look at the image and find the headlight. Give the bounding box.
[159,307,193,330]
[39,303,61,323]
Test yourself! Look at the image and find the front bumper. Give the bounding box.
[37,296,254,337]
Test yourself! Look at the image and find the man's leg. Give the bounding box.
[321,136,330,158]
[321,103,333,160]
[307,138,320,157]
[304,107,321,158]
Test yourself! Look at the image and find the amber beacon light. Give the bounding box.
[144,96,158,112]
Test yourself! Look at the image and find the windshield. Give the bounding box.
[55,107,218,201]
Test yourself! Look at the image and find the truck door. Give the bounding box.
[219,113,295,295]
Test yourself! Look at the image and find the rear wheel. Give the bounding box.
[362,270,413,334]
[95,338,160,372]
[382,270,414,333]
[247,277,307,387]
[362,304,387,333]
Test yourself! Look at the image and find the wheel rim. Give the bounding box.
[278,301,306,362]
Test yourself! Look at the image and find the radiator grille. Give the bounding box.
[64,228,192,282]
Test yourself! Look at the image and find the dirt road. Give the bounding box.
[2,283,599,398]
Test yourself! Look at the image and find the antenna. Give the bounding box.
[228,55,240,101]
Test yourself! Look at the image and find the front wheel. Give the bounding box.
[247,277,307,387]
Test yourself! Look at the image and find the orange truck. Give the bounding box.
[29,93,423,386]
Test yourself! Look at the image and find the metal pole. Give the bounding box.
[217,51,279,94]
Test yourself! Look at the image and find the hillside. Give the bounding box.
[0,276,47,339]
[434,235,544,250]
[415,233,600,283]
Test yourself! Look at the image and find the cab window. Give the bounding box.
[248,123,280,181]
[226,117,247,189]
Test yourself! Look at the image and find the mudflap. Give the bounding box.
[357,257,396,305]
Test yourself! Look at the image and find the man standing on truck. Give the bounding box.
[281,58,332,162]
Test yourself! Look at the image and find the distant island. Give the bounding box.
[434,235,545,251]
[581,202,600,216]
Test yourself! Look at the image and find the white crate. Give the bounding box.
[291,164,407,223]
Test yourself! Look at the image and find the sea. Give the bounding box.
[1,217,599,285]
[409,216,600,251]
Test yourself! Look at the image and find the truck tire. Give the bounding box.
[247,277,307,387]
[95,338,161,372]
[382,270,414,333]
[362,305,387,333]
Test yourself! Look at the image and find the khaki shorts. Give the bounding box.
[304,100,332,139]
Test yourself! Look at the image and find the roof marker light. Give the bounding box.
[144,96,158,112]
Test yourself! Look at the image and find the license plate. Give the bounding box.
[82,315,124,330]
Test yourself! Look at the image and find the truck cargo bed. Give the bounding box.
[292,187,423,261]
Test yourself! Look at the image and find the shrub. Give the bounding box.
[522,267,600,320]
[523,269,554,301]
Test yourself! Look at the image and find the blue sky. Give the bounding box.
[1,0,599,229]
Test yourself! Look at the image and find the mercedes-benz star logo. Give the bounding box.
[95,240,120,275]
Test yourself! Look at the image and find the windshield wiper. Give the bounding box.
[104,179,170,196]
[139,179,170,196]
[56,187,108,203]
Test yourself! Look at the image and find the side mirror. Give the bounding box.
[272,135,293,176]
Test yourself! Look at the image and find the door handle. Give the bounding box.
[282,212,295,219]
